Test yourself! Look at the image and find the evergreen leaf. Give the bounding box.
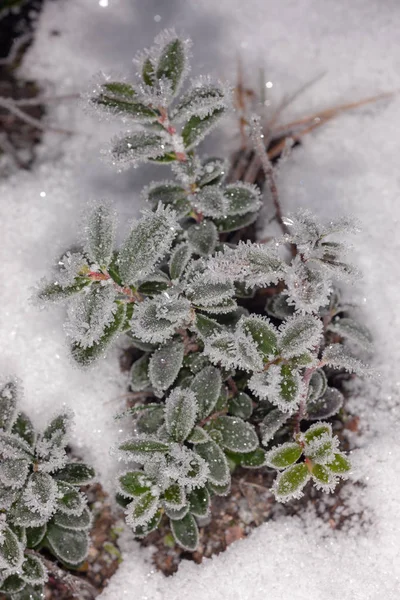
[25,525,46,549]
[328,317,373,348]
[307,387,344,420]
[173,80,227,122]
[11,413,35,448]
[239,314,278,359]
[145,182,190,217]
[119,438,170,457]
[273,463,310,502]
[278,314,323,359]
[45,524,88,565]
[322,344,368,376]
[187,220,218,256]
[125,490,159,529]
[165,387,198,443]
[54,463,95,486]
[213,211,258,233]
[111,132,171,165]
[0,379,19,431]
[195,439,230,486]
[170,513,199,551]
[0,525,23,570]
[85,203,116,268]
[188,486,210,517]
[190,366,222,419]
[0,458,29,489]
[56,482,86,516]
[169,243,192,280]
[21,555,47,585]
[223,183,262,216]
[182,108,225,149]
[53,507,92,531]
[130,354,151,392]
[326,453,351,474]
[226,447,266,468]
[164,483,186,509]
[118,471,153,498]
[156,38,186,94]
[137,406,165,434]
[149,340,185,395]
[194,313,224,338]
[213,416,259,453]
[228,392,253,420]
[265,442,303,470]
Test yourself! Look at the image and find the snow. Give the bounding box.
[1,0,400,598]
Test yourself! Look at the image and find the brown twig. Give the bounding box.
[0,97,76,135]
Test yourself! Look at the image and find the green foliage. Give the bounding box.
[0,381,95,598]
[37,31,371,553]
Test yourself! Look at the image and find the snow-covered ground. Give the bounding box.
[1,0,400,597]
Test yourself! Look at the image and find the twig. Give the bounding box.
[0,97,76,135]
[0,132,28,169]
[13,93,80,106]
[0,33,32,66]
[249,115,289,235]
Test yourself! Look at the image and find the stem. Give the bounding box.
[294,366,315,435]
[0,97,76,135]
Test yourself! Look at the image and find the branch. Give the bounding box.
[0,97,76,135]
[0,33,32,66]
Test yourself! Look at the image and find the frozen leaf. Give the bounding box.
[56,482,86,516]
[303,422,331,443]
[118,471,153,498]
[328,317,372,348]
[40,411,71,452]
[46,523,88,565]
[118,205,179,285]
[261,409,289,445]
[12,413,35,448]
[71,302,126,366]
[228,392,253,420]
[130,296,192,344]
[164,484,186,509]
[37,278,90,304]
[156,37,187,94]
[92,84,157,121]
[188,486,210,517]
[278,314,323,359]
[307,369,327,402]
[265,442,302,470]
[249,365,301,412]
[239,314,278,359]
[0,431,33,460]
[66,284,117,348]
[133,510,162,538]
[0,458,29,489]
[305,434,336,465]
[187,220,218,256]
[266,294,295,320]
[187,426,209,444]
[273,463,310,502]
[182,108,225,149]
[0,485,17,510]
[21,555,46,585]
[0,379,19,431]
[326,452,351,474]
[208,479,231,496]
[195,439,230,486]
[111,131,171,165]
[25,525,46,549]
[204,331,263,372]
[130,354,151,392]
[54,463,95,486]
[213,211,258,233]
[0,573,25,594]
[0,524,23,570]
[142,57,155,86]
[119,437,170,458]
[190,366,221,419]
[194,314,224,338]
[53,507,92,531]
[212,416,258,453]
[192,186,228,218]
[85,203,116,268]
[165,387,198,443]
[285,258,332,314]
[228,447,267,468]
[170,513,199,551]
[149,340,184,395]
[197,157,227,187]
[307,387,344,420]
[137,406,165,434]
[125,490,159,529]
[144,181,190,217]
[322,344,368,375]
[169,243,192,280]
[188,276,235,307]
[223,183,262,216]
[165,505,189,521]
[173,78,227,121]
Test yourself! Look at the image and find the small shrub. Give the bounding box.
[0,379,95,599]
[37,31,370,550]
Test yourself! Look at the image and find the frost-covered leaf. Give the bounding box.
[190,366,221,419]
[239,314,278,359]
[165,505,189,521]
[195,439,230,486]
[213,211,258,233]
[56,482,86,516]
[227,447,267,468]
[307,369,327,402]
[0,458,29,489]
[303,422,331,443]
[125,490,159,529]
[45,523,88,565]
[182,108,225,149]
[0,573,26,594]
[85,203,116,268]
[149,340,184,395]
[212,416,258,453]
[169,242,192,280]
[118,471,153,498]
[265,442,302,470]
[71,302,126,366]
[187,426,209,444]
[285,258,332,314]
[307,387,344,420]
[9,495,46,528]
[228,392,253,420]
[130,354,151,392]
[197,157,227,187]
[265,294,295,320]
[305,434,336,465]
[328,317,372,348]
[260,408,289,445]
[165,388,198,443]
[194,313,224,338]
[21,555,47,585]
[187,221,218,256]
[187,275,235,308]
[132,510,162,538]
[322,344,368,375]
[204,331,263,372]
[207,479,231,496]
[196,297,237,315]
[0,431,34,460]
[249,365,301,412]
[53,507,92,531]
[278,314,323,359]
[66,284,117,348]
[92,83,157,121]
[170,513,199,551]
[119,437,170,458]
[130,296,191,344]
[11,413,35,448]
[173,78,227,121]
[192,186,228,218]
[311,463,331,485]
[272,463,310,502]
[25,525,46,549]
[0,379,19,431]
[0,524,23,570]
[0,485,17,510]
[164,484,186,509]
[223,183,262,216]
[111,131,171,165]
[156,37,187,94]
[144,181,190,217]
[54,463,95,486]
[118,205,179,285]
[137,406,165,434]
[326,452,351,474]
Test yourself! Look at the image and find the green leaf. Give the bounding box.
[156,38,186,93]
[54,463,95,486]
[37,278,90,302]
[223,183,261,216]
[304,436,334,465]
[119,438,170,456]
[197,157,227,187]
[194,314,224,338]
[149,340,184,394]
[190,366,222,419]
[165,505,189,521]
[240,315,278,359]
[102,81,136,97]
[118,471,153,498]
[328,317,372,347]
[112,132,171,164]
[94,93,157,121]
[41,410,71,447]
[56,481,86,516]
[142,57,155,86]
[265,442,302,470]
[0,573,26,593]
[71,302,126,366]
[195,439,230,486]
[0,484,17,510]
[207,479,231,496]
[192,186,227,218]
[279,364,300,405]
[228,392,253,420]
[273,463,310,502]
[85,204,116,267]
[133,509,162,538]
[188,486,210,517]
[165,387,198,443]
[182,108,225,149]
[146,182,190,216]
[307,369,327,402]
[118,205,179,285]
[187,426,209,444]
[322,344,368,376]
[53,507,92,531]
[0,457,29,489]
[170,513,199,551]
[227,447,266,468]
[278,314,323,359]
[187,221,218,257]
[303,423,331,444]
[0,379,18,431]
[25,525,46,548]
[137,406,165,434]
[169,243,192,280]
[0,431,34,460]
[45,523,88,565]
[21,554,46,584]
[164,484,186,509]
[9,496,46,528]
[265,294,295,320]
[311,464,330,484]
[307,387,343,420]
[11,413,35,448]
[130,354,151,392]
[173,82,226,121]
[0,525,23,570]
[213,416,258,453]
[260,409,288,445]
[213,211,258,233]
[126,490,159,529]
[26,472,57,515]
[326,453,351,474]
